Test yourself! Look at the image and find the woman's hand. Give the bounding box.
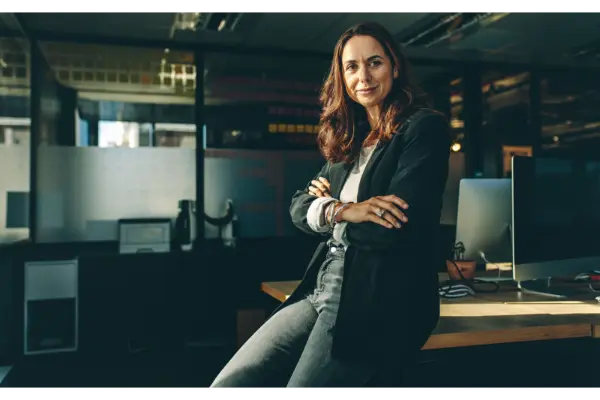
[338,195,408,229]
[308,177,331,198]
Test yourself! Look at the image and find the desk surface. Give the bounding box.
[260,279,600,350]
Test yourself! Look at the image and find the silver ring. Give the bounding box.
[376,209,386,218]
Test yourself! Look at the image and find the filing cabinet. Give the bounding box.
[24,259,78,355]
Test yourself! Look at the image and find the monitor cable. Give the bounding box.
[439,259,500,299]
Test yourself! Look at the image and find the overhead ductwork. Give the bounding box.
[399,13,509,48]
[564,38,600,60]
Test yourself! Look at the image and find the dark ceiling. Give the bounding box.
[4,13,600,110]
[9,12,600,63]
[5,12,599,92]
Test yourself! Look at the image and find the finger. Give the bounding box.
[308,186,322,197]
[371,204,403,228]
[371,200,406,227]
[368,204,397,229]
[367,211,394,229]
[317,177,331,190]
[311,180,329,194]
[308,186,331,198]
[383,212,402,228]
[379,194,409,209]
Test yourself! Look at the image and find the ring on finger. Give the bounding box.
[376,208,386,218]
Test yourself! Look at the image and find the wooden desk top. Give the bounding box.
[260,279,600,350]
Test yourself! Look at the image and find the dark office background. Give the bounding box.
[1,12,600,386]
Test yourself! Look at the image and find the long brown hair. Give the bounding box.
[317,22,431,163]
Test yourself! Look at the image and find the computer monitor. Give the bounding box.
[454,178,512,265]
[512,155,600,296]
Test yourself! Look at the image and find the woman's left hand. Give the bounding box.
[308,177,331,198]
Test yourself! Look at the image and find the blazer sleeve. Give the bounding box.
[289,162,333,237]
[344,112,450,251]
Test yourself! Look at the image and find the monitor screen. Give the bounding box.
[512,156,600,267]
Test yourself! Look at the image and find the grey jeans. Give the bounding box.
[210,246,376,387]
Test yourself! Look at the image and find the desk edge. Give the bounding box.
[261,282,289,303]
[424,323,593,350]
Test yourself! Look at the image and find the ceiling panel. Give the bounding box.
[306,13,430,52]
[449,28,522,54]
[20,13,175,40]
[0,13,11,31]
[243,13,346,49]
[450,13,600,57]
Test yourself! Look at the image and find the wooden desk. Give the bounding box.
[261,280,600,350]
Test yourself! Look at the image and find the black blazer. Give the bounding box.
[280,109,450,366]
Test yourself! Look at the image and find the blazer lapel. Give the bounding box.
[356,140,389,201]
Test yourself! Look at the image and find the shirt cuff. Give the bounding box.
[307,197,337,233]
[332,221,349,246]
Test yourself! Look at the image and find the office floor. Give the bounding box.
[3,347,230,387]
[7,365,218,387]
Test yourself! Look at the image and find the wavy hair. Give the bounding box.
[317,22,432,163]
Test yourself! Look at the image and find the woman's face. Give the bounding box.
[341,35,398,113]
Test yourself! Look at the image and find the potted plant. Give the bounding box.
[446,241,476,281]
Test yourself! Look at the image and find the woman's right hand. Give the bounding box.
[308,177,331,198]
[339,195,409,229]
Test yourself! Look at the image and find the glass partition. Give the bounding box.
[540,70,600,157]
[0,36,30,244]
[34,42,196,242]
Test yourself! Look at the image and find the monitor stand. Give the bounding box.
[517,279,590,299]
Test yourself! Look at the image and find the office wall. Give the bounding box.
[36,146,195,243]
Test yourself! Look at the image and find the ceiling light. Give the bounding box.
[217,19,227,32]
[171,13,241,35]
[450,119,464,129]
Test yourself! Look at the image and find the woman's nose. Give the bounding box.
[358,66,371,83]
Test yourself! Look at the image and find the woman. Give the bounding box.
[211,21,449,387]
